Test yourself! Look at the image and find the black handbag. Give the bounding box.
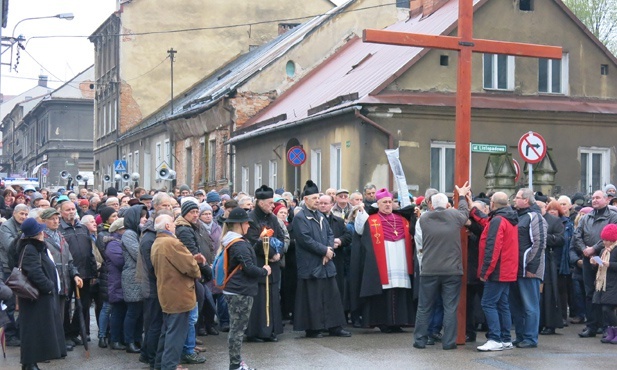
[5,246,39,301]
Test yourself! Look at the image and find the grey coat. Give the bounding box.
[0,217,20,275]
[121,205,145,302]
[417,199,469,276]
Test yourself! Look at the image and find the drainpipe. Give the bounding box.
[354,109,394,190]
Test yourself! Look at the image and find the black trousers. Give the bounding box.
[582,258,602,330]
[142,297,163,367]
[64,279,92,338]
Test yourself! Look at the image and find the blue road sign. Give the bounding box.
[114,160,128,173]
[41,168,48,176]
[287,146,306,167]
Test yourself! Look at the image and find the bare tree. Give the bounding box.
[563,0,617,54]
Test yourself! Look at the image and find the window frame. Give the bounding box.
[430,141,456,193]
[538,53,569,95]
[579,147,610,194]
[269,159,278,189]
[482,53,515,91]
[311,149,322,190]
[330,143,342,189]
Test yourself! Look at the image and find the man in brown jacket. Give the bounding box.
[151,214,205,370]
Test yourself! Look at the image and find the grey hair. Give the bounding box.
[13,204,29,214]
[106,197,119,205]
[89,196,100,205]
[364,183,376,191]
[425,188,439,202]
[518,188,536,205]
[557,195,571,205]
[154,214,174,231]
[238,196,253,207]
[81,214,95,224]
[350,191,363,200]
[431,193,448,208]
[282,192,293,198]
[152,192,171,208]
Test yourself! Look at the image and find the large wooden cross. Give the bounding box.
[363,0,562,344]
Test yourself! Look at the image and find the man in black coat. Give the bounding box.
[318,194,352,309]
[292,180,350,338]
[245,185,284,342]
[59,200,97,345]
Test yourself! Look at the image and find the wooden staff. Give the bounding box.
[262,233,270,327]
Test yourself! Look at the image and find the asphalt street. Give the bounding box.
[2,313,617,370]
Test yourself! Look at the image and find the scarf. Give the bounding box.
[203,221,213,233]
[595,243,616,292]
[47,229,61,246]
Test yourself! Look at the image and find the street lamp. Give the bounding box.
[11,13,75,39]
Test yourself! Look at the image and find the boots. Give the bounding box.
[601,327,616,343]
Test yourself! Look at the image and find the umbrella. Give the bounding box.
[75,286,90,358]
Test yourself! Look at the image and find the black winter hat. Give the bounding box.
[106,187,118,197]
[99,206,116,224]
[225,207,250,224]
[181,200,199,217]
[303,180,319,196]
[255,185,274,200]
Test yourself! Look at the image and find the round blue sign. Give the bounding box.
[41,168,48,176]
[287,146,306,167]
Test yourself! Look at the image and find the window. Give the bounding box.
[112,98,118,131]
[155,142,162,167]
[133,151,139,174]
[107,102,112,134]
[254,163,262,189]
[269,160,278,189]
[601,64,609,76]
[127,153,133,173]
[483,54,514,90]
[539,54,568,94]
[396,0,409,8]
[580,148,610,194]
[208,140,216,182]
[430,142,455,193]
[519,0,533,11]
[311,149,322,190]
[440,55,449,66]
[186,147,192,186]
[164,140,171,165]
[241,166,249,193]
[102,103,107,135]
[330,143,342,189]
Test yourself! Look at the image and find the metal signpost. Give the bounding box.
[518,131,547,189]
[287,146,306,194]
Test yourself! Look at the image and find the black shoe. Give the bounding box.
[306,330,323,338]
[22,364,41,370]
[465,334,476,342]
[87,335,91,342]
[139,355,149,364]
[71,336,83,345]
[264,334,278,342]
[98,338,108,348]
[540,327,556,335]
[426,337,435,345]
[246,336,264,343]
[7,337,21,347]
[430,332,443,342]
[413,341,426,349]
[442,344,457,350]
[352,319,362,328]
[126,343,141,353]
[207,327,219,336]
[220,325,230,333]
[516,339,537,348]
[66,343,74,351]
[329,328,352,337]
[110,342,126,350]
[578,327,597,338]
[197,328,207,336]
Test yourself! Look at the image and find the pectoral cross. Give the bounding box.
[394,230,399,237]
[371,219,381,244]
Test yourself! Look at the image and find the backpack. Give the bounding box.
[7,230,23,271]
[212,239,242,290]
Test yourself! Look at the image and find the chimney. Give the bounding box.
[422,0,450,17]
[38,74,48,87]
[410,0,423,17]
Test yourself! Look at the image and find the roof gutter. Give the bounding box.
[354,109,394,190]
[226,105,361,145]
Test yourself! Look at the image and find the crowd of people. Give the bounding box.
[0,180,616,370]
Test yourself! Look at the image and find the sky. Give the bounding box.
[1,0,117,96]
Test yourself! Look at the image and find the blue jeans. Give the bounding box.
[110,302,127,343]
[124,301,143,344]
[428,295,444,335]
[481,281,512,343]
[182,305,198,355]
[214,293,230,327]
[510,277,541,344]
[98,301,111,339]
[156,311,191,370]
